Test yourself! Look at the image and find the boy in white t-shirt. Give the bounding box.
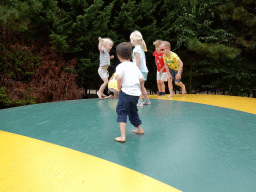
[114,42,145,143]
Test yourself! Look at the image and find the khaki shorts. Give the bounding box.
[157,71,168,82]
[98,67,109,80]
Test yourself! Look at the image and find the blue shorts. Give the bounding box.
[169,69,182,83]
[116,91,142,127]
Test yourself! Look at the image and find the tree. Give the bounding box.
[158,0,255,95]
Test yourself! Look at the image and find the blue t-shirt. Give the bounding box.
[132,45,148,73]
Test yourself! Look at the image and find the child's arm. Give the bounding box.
[159,67,164,74]
[176,59,183,80]
[134,52,141,69]
[116,74,123,92]
[98,37,103,52]
[109,76,114,81]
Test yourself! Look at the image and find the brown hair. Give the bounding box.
[153,40,162,46]
[116,42,132,60]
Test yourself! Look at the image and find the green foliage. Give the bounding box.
[188,38,241,59]
[0,42,42,79]
[195,56,255,96]
[0,86,12,106]
[1,0,255,99]
[14,88,37,106]
[0,0,43,32]
[63,66,77,74]
[217,0,256,50]
[49,32,69,53]
[167,0,235,55]
[0,86,37,108]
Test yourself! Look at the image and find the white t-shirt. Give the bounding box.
[115,61,143,96]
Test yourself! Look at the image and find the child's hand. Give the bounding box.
[110,55,114,59]
[98,37,102,41]
[176,73,181,80]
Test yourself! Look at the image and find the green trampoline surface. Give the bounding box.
[1,97,256,192]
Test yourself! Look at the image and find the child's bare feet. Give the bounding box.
[97,91,102,99]
[132,130,144,134]
[115,136,126,143]
[105,95,113,99]
[182,85,186,94]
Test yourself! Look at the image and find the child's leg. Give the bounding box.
[132,124,144,134]
[141,81,149,100]
[105,94,113,99]
[127,95,144,134]
[160,80,165,94]
[157,80,162,93]
[115,122,126,142]
[174,70,186,94]
[175,82,186,94]
[157,71,161,94]
[168,78,173,97]
[115,92,129,143]
[97,78,108,99]
[113,93,118,99]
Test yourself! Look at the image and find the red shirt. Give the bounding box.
[153,50,166,72]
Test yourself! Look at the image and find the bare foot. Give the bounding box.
[105,95,113,99]
[182,85,186,94]
[132,130,144,134]
[168,94,173,97]
[97,91,102,99]
[115,136,126,143]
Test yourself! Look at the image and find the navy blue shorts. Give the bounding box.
[116,91,142,127]
[169,68,182,83]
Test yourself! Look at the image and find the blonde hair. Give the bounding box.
[161,41,171,49]
[130,30,147,52]
[153,40,162,46]
[102,38,114,46]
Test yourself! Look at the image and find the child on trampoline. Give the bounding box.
[153,40,167,96]
[106,73,119,99]
[159,41,186,97]
[130,30,151,106]
[97,37,114,99]
[114,42,145,143]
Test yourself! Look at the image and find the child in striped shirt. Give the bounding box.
[97,37,114,99]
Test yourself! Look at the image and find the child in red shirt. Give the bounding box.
[153,40,167,96]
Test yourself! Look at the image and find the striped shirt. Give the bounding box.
[99,48,110,67]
